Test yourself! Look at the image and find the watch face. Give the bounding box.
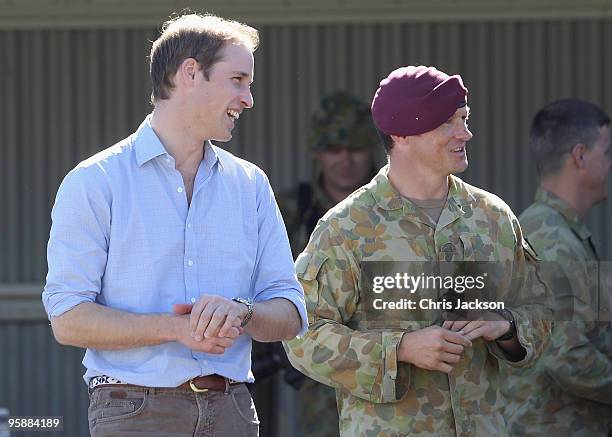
[233,297,249,305]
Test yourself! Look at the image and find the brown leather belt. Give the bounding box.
[89,374,241,393]
[182,375,238,392]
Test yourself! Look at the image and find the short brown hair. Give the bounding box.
[150,13,259,103]
[530,99,610,178]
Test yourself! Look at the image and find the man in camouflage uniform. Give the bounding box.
[280,91,379,264]
[501,99,612,436]
[272,92,378,437]
[284,65,551,436]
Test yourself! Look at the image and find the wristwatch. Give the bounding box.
[492,309,516,341]
[232,297,254,328]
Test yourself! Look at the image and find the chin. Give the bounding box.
[213,132,233,142]
[452,162,469,174]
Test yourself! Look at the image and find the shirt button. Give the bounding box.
[187,260,194,267]
[177,187,184,193]
[203,360,208,365]
[187,223,192,229]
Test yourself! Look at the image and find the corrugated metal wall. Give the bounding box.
[1,18,611,437]
[0,319,88,437]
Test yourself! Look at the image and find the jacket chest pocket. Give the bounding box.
[458,233,497,261]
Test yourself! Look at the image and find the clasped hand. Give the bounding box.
[172,295,248,354]
[398,311,510,373]
[442,310,510,341]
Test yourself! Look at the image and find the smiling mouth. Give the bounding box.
[227,109,240,121]
[451,145,465,153]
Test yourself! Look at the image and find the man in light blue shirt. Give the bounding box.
[42,13,307,437]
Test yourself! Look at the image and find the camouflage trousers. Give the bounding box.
[297,378,339,437]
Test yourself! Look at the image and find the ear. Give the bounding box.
[177,57,200,87]
[569,143,587,169]
[390,134,408,146]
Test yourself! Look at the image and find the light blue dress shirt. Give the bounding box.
[43,115,308,386]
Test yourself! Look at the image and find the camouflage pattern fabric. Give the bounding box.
[501,188,612,437]
[310,92,379,152]
[277,182,340,437]
[284,166,551,437]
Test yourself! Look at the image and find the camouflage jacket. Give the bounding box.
[285,166,551,437]
[501,189,612,437]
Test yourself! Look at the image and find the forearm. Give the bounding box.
[50,302,178,349]
[284,320,404,403]
[246,298,302,342]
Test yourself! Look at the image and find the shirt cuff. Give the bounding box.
[254,291,308,337]
[42,289,97,318]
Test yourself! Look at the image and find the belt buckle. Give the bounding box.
[189,378,209,393]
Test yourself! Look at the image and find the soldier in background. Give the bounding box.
[279,91,379,256]
[501,99,612,436]
[251,92,379,437]
[285,66,551,436]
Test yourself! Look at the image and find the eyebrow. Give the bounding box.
[230,71,253,84]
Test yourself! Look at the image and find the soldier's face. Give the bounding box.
[582,124,611,202]
[405,106,473,177]
[316,145,373,192]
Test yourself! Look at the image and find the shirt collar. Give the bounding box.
[134,115,168,167]
[134,114,222,170]
[535,188,592,241]
[370,165,405,211]
[203,141,223,171]
[370,165,471,214]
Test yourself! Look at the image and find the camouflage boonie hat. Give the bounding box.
[310,91,379,151]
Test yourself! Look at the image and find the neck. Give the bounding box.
[540,174,592,219]
[388,157,449,200]
[150,105,206,170]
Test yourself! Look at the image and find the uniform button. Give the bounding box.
[177,187,184,193]
[187,260,194,267]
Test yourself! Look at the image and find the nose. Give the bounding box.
[242,88,254,109]
[456,123,473,141]
[338,148,352,160]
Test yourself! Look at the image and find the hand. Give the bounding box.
[170,311,236,354]
[173,296,246,341]
[398,325,472,373]
[442,312,510,342]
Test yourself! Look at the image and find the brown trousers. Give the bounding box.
[88,383,259,437]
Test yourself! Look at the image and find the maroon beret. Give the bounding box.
[371,66,468,136]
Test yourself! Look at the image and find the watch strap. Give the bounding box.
[232,297,254,328]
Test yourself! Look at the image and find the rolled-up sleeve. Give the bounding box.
[250,169,308,335]
[42,166,111,318]
[285,227,408,403]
